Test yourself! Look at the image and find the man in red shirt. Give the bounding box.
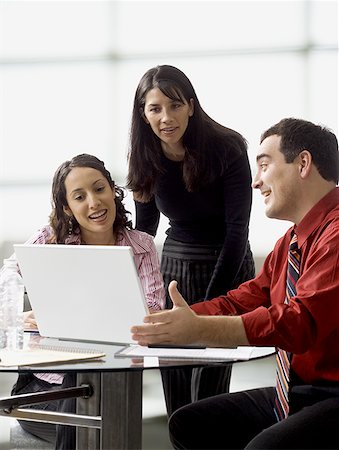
[132,118,339,449]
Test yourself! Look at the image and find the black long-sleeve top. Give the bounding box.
[135,148,253,299]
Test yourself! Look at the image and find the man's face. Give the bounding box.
[252,134,300,222]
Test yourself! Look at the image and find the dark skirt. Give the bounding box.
[161,237,255,307]
[160,237,255,416]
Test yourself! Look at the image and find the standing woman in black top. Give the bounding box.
[127,64,255,415]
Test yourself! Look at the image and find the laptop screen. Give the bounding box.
[14,244,149,345]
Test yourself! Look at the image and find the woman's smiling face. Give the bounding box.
[63,166,116,243]
[143,87,194,151]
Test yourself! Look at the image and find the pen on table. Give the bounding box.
[148,344,206,349]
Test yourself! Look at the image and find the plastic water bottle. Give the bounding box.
[1,258,24,350]
[0,274,6,349]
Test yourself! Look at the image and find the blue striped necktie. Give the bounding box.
[274,232,301,421]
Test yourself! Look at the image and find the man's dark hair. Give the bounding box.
[261,118,338,184]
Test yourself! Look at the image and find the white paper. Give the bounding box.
[116,345,275,361]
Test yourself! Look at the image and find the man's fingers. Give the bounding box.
[143,310,171,324]
[131,324,169,345]
[130,280,191,345]
[168,280,188,308]
[131,322,162,336]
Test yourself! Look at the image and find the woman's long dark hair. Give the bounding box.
[49,154,132,243]
[127,65,247,200]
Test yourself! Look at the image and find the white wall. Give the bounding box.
[0,0,337,261]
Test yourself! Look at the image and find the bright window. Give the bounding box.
[0,0,337,257]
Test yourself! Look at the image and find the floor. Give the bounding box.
[0,355,276,449]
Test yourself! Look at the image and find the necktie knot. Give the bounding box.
[289,233,299,252]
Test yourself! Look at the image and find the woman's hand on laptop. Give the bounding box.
[23,310,38,331]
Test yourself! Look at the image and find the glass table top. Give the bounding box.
[0,332,235,373]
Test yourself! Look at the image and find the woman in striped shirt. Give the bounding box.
[9,153,165,449]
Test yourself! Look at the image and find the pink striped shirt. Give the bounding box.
[24,225,165,311]
[12,225,165,384]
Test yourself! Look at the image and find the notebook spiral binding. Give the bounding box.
[30,344,104,354]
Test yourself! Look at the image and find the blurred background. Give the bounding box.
[0,2,337,447]
[0,0,338,264]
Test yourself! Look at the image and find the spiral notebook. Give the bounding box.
[0,344,106,367]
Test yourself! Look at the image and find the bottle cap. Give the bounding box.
[3,258,17,268]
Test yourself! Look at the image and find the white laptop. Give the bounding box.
[14,244,150,345]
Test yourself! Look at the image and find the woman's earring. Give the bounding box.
[68,217,73,236]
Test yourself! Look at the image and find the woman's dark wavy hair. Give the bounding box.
[49,154,132,243]
[261,118,339,184]
[127,65,247,200]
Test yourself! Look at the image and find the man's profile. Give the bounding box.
[132,117,339,450]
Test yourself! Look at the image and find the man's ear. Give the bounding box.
[298,150,312,178]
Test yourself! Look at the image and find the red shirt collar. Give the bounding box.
[295,187,339,248]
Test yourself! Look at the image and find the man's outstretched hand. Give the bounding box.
[131,280,201,346]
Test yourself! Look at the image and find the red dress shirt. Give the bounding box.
[192,188,339,385]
